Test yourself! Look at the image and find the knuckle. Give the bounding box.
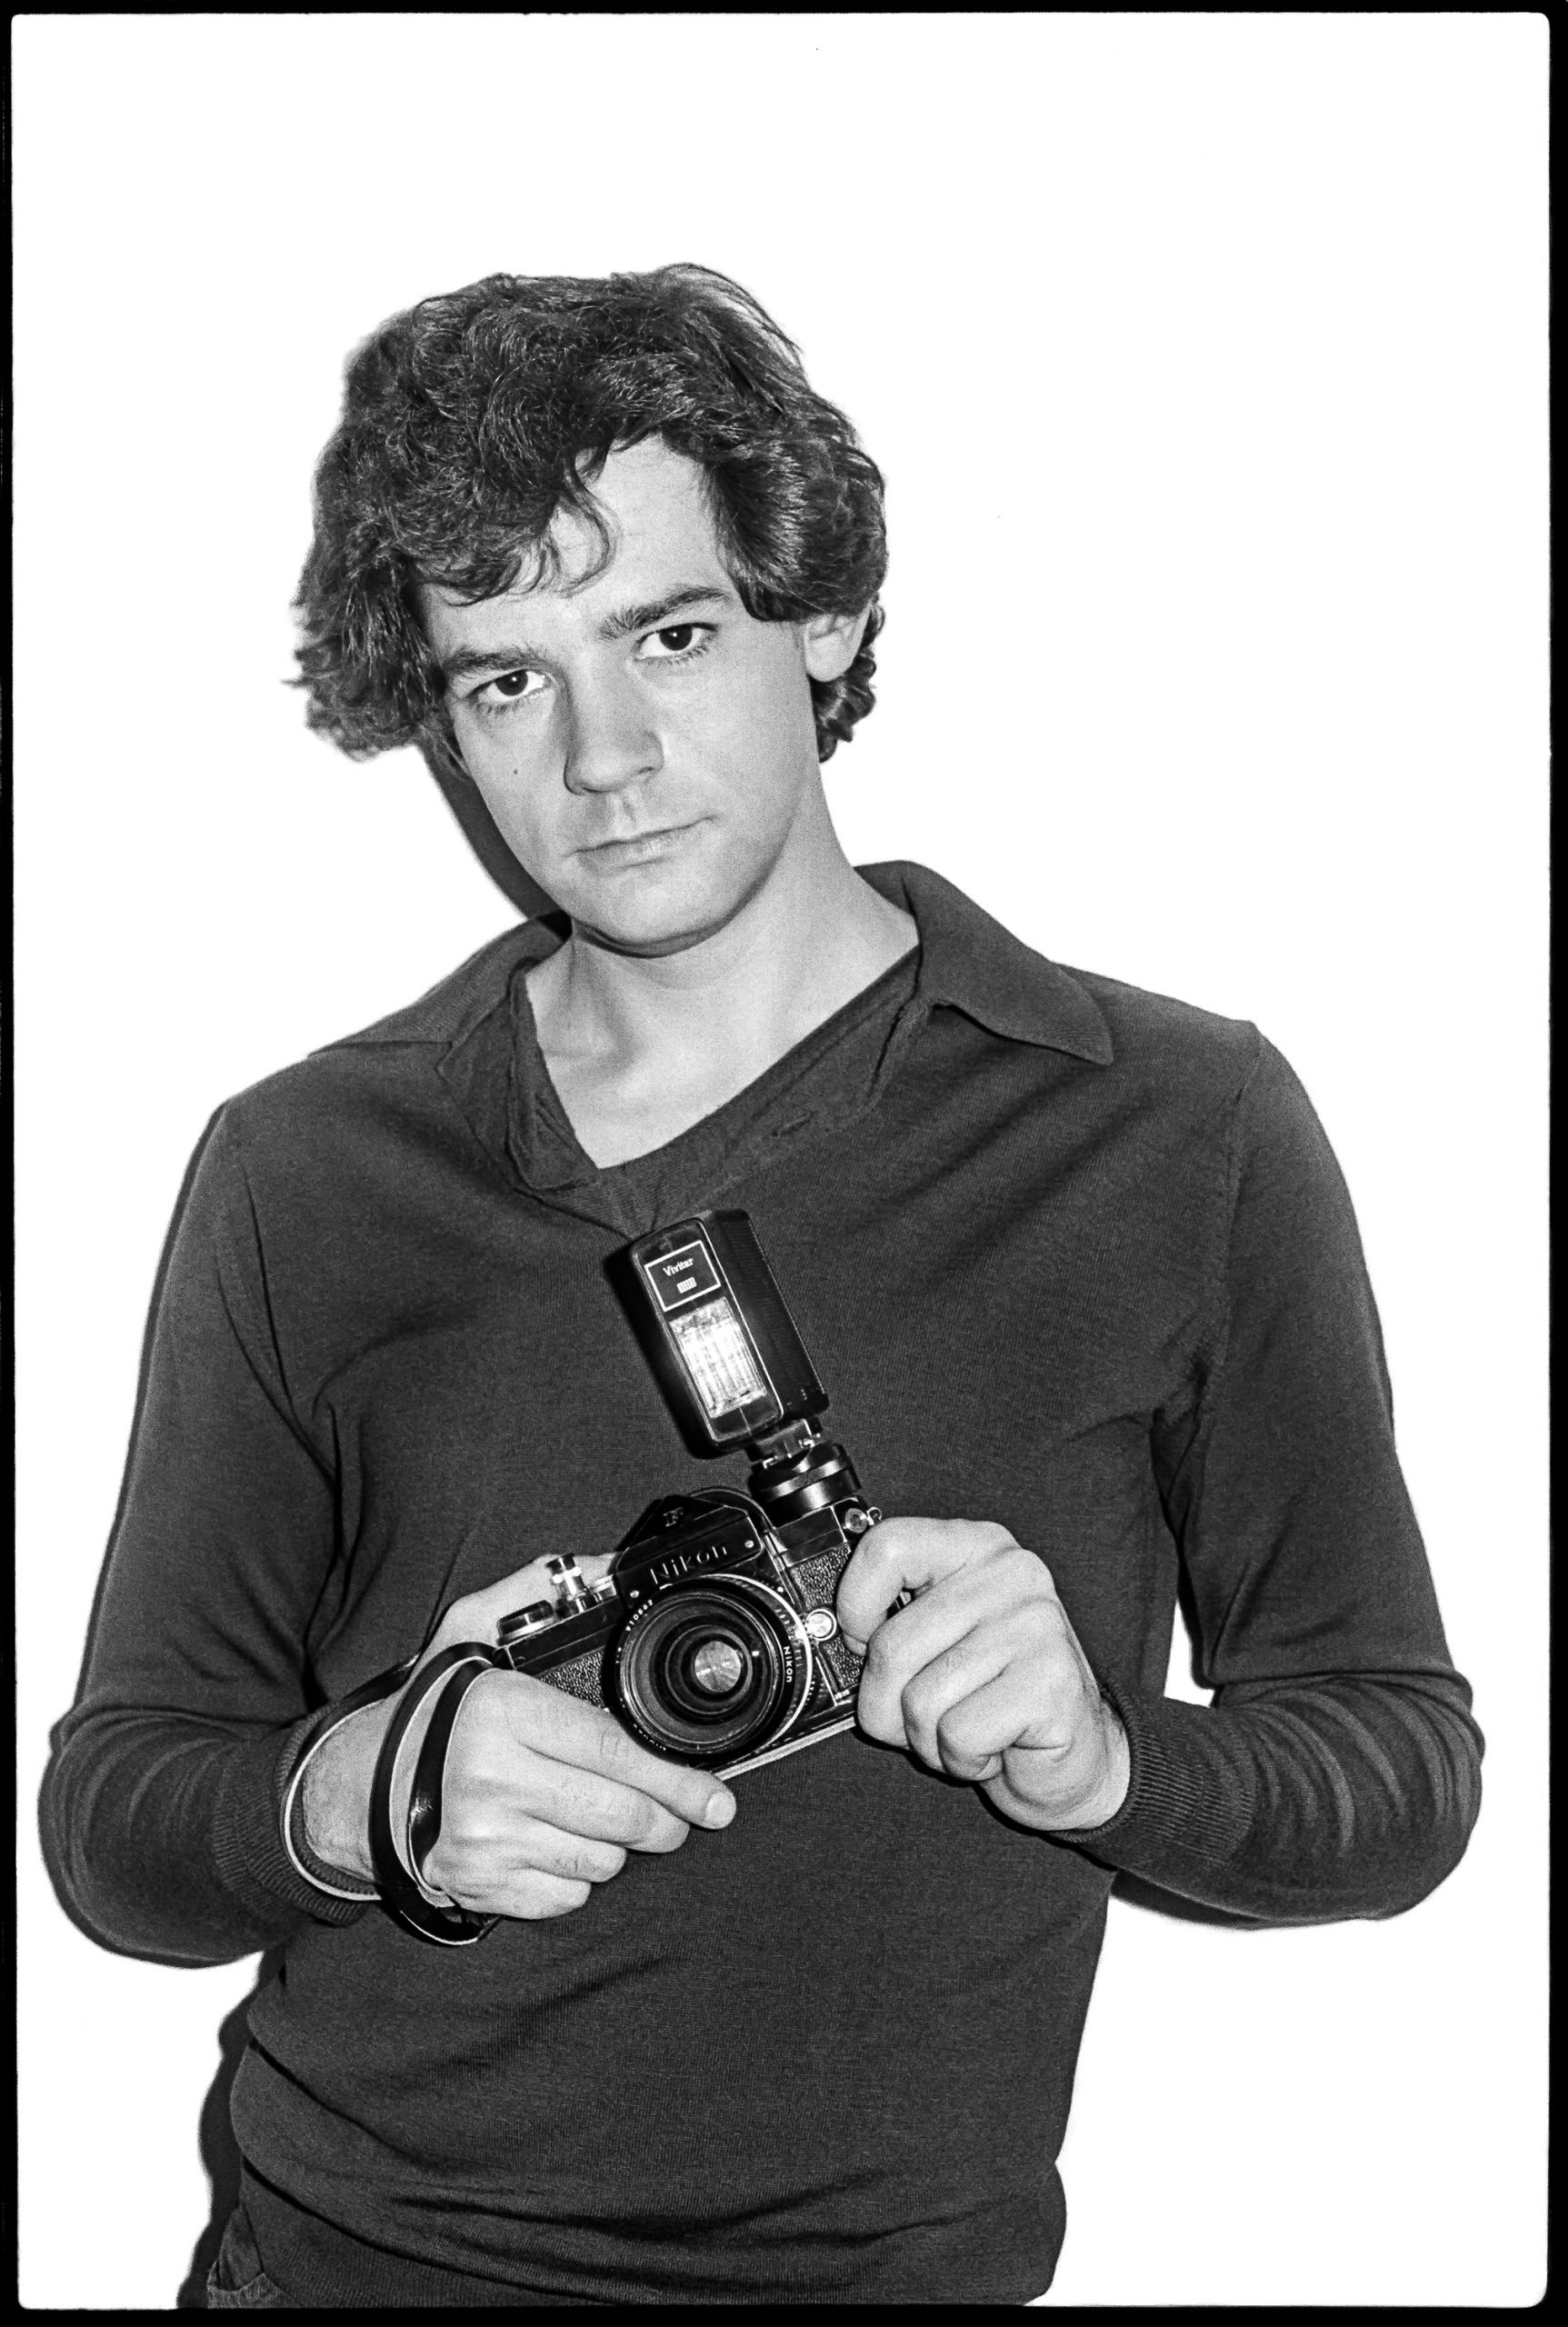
[934,1703,975,1757]
[971,1520,1017,1553]
[932,1634,974,1683]
[1034,1622,1080,1677]
[594,1714,637,1774]
[443,1859,496,1912]
[863,1632,895,1683]
[854,1684,901,1744]
[1017,1598,1062,1648]
[1010,1544,1054,1592]
[900,1672,935,1730]
[520,1876,592,1920]
[425,1843,479,1901]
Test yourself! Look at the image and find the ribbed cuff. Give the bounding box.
[1051,1679,1252,1883]
[211,1715,375,1933]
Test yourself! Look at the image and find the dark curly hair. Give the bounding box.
[294,265,887,776]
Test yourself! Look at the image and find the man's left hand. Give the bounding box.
[836,1517,1131,1832]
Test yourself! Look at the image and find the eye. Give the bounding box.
[470,666,548,714]
[637,624,714,662]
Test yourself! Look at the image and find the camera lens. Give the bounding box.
[687,1638,747,1696]
[611,1580,813,1765]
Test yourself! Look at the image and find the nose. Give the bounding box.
[562,668,664,796]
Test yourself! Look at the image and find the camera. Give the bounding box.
[494,1212,880,1777]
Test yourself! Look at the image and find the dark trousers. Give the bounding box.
[205,2203,292,2310]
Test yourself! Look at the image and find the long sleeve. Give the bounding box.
[1070,1035,1483,1919]
[40,1113,374,1963]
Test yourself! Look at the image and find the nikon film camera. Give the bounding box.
[494,1212,881,1779]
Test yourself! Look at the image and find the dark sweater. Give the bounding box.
[42,862,1481,2306]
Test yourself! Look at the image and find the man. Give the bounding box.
[43,265,1482,2308]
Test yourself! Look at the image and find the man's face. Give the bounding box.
[419,438,863,955]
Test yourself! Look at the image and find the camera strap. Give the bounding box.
[407,1654,495,1899]
[367,1643,499,1947]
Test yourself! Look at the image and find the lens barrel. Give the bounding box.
[611,1578,812,1764]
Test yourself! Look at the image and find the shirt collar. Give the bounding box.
[858,862,1113,1064]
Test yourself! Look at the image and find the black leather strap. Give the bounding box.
[283,1655,421,1902]
[367,1644,499,1947]
[407,1655,494,1895]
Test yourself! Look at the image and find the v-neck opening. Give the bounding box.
[504,944,922,1235]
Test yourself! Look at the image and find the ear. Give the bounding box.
[800,603,873,684]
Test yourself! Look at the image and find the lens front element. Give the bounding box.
[612,1579,813,1765]
[688,1638,747,1696]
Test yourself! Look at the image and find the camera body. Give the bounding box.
[495,1212,879,1777]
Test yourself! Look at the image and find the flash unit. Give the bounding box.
[621,1212,828,1455]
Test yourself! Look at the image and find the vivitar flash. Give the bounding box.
[494,1212,879,1778]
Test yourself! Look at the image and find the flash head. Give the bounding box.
[618,1212,828,1458]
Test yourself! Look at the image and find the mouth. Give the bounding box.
[578,821,705,869]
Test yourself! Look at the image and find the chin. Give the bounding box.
[571,868,761,958]
[575,901,740,959]
[564,835,774,957]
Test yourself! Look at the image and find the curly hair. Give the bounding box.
[294,265,887,770]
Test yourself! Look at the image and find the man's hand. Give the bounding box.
[835,1517,1130,1832]
[302,1556,736,1920]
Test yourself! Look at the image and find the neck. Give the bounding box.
[525,808,917,1166]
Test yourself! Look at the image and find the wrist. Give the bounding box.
[301,1698,395,1883]
[1055,1703,1132,1832]
[1009,1702,1131,1834]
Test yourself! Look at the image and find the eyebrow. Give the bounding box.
[436,584,734,683]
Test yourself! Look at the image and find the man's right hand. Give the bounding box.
[301,1560,737,1920]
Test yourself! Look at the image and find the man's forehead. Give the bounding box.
[422,440,729,629]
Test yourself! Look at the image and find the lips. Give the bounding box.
[581,822,703,864]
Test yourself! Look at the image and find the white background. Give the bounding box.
[13,13,1547,2310]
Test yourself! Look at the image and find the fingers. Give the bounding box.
[912,1663,1069,1784]
[836,1516,1023,1648]
[491,1743,694,1856]
[851,1543,1060,1749]
[425,1668,737,1921]
[493,1673,736,1834]
[424,1813,628,1903]
[460,1868,595,1922]
[495,1675,734,1833]
[861,1594,1124,1826]
[859,1596,1074,1763]
[881,1628,1015,1771]
[841,1520,1118,1822]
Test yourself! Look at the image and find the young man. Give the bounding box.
[43,265,1482,2308]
